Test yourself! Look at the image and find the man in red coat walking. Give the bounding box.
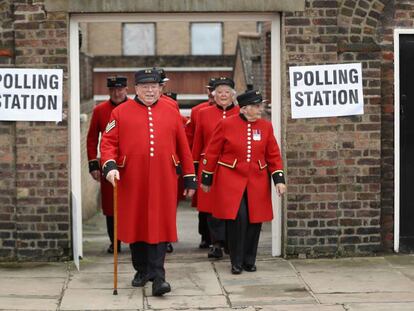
[86,76,128,254]
[100,69,196,296]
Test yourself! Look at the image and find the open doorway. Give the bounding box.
[394,31,414,253]
[69,13,282,269]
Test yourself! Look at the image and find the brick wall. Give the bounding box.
[283,0,384,257]
[0,0,17,260]
[0,0,71,261]
[378,0,414,250]
[0,0,14,65]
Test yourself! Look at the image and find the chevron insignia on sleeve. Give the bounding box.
[105,120,116,133]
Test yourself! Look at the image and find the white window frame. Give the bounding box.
[122,22,156,56]
[70,13,282,270]
[190,22,223,55]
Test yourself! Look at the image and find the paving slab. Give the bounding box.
[0,297,59,310]
[299,268,414,294]
[146,294,229,309]
[291,257,392,273]
[259,304,346,310]
[0,262,68,278]
[77,261,135,274]
[214,260,314,307]
[346,302,414,310]
[292,257,414,294]
[68,271,134,289]
[163,261,223,295]
[317,292,414,304]
[384,254,414,268]
[0,277,65,297]
[392,268,414,283]
[59,288,142,310]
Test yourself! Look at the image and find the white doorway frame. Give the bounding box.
[393,29,414,253]
[69,13,283,268]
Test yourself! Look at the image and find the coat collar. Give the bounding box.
[215,103,235,111]
[110,97,128,106]
[134,95,159,107]
[239,113,259,123]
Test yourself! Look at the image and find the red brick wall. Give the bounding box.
[0,0,70,261]
[378,0,414,251]
[283,0,385,257]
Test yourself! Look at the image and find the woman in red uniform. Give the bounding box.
[186,77,216,249]
[192,77,239,258]
[200,90,286,274]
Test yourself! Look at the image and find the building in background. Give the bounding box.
[79,21,257,112]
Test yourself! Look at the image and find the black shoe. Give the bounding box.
[199,240,210,249]
[208,247,223,259]
[242,264,257,272]
[166,243,173,253]
[231,265,242,275]
[107,244,114,254]
[107,243,121,254]
[131,272,149,287]
[152,278,171,296]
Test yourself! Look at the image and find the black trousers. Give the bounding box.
[129,242,167,281]
[226,192,262,267]
[198,212,211,243]
[207,213,226,245]
[105,216,121,246]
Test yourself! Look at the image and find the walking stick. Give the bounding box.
[113,179,118,295]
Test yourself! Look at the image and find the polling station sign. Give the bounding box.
[0,68,63,121]
[289,63,364,119]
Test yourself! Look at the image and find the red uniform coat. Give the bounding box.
[185,101,211,148]
[160,94,188,201]
[86,99,125,216]
[100,97,195,244]
[201,114,284,223]
[192,104,240,212]
[185,100,213,206]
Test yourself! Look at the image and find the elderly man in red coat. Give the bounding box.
[200,90,286,275]
[100,69,196,296]
[86,76,128,254]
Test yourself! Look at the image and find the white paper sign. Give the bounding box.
[0,68,63,121]
[289,63,364,119]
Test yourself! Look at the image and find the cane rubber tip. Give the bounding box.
[113,289,118,295]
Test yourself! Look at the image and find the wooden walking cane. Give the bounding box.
[113,179,118,295]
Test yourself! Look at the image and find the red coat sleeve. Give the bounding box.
[86,106,100,172]
[191,117,205,163]
[99,110,119,176]
[200,121,226,186]
[265,124,285,184]
[175,114,197,189]
[185,109,196,148]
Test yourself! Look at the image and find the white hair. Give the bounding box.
[211,87,237,97]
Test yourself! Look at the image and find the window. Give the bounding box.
[123,23,155,55]
[191,23,222,55]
